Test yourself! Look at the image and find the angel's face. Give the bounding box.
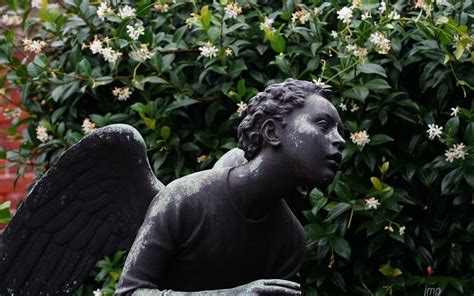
[277,94,345,189]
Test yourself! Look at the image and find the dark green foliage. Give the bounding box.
[0,0,473,294]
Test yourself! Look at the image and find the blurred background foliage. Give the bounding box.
[0,0,473,295]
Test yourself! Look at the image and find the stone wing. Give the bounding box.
[0,124,163,295]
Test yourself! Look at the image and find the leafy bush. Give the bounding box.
[0,0,473,295]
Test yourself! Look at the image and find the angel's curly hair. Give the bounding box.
[237,78,332,160]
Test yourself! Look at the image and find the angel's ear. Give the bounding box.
[261,118,281,147]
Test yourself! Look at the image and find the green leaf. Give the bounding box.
[444,117,459,136]
[362,149,376,171]
[166,98,199,112]
[331,236,351,260]
[160,126,171,140]
[465,122,474,144]
[334,182,353,202]
[0,201,11,224]
[352,85,369,102]
[200,6,212,29]
[324,203,351,221]
[379,263,402,277]
[371,177,383,191]
[358,62,387,77]
[364,79,391,91]
[369,134,394,145]
[76,58,92,77]
[464,166,474,188]
[309,188,327,216]
[270,34,286,53]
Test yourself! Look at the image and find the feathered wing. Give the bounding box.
[0,124,163,295]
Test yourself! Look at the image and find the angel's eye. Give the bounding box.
[317,120,330,131]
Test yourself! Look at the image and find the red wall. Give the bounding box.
[0,88,35,213]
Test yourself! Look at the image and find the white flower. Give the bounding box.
[450,106,459,117]
[31,0,43,9]
[312,78,331,89]
[154,3,169,13]
[1,14,22,26]
[22,38,47,54]
[436,0,449,5]
[199,41,219,58]
[224,2,242,19]
[336,6,353,24]
[236,101,248,116]
[330,30,338,38]
[185,13,199,28]
[365,197,381,210]
[350,130,370,148]
[415,0,427,10]
[352,0,362,8]
[118,5,136,18]
[36,125,49,143]
[97,2,113,20]
[445,143,468,162]
[101,47,122,63]
[379,2,386,13]
[85,35,103,54]
[350,103,359,112]
[126,23,145,40]
[426,124,443,140]
[82,118,96,134]
[130,44,155,62]
[384,225,394,232]
[291,10,310,24]
[93,289,102,296]
[388,11,401,20]
[398,226,406,236]
[361,12,371,20]
[260,17,275,32]
[225,48,233,56]
[369,32,391,54]
[339,103,347,111]
[112,87,132,101]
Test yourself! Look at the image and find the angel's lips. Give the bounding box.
[326,153,342,170]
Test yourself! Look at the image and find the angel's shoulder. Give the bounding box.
[147,167,230,218]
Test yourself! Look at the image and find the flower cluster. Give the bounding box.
[291,9,310,25]
[97,2,112,20]
[1,14,22,26]
[236,101,248,116]
[82,118,96,134]
[350,130,370,148]
[346,44,368,61]
[83,36,122,63]
[337,6,353,24]
[444,143,468,163]
[126,23,145,41]
[118,5,136,18]
[426,124,443,140]
[225,2,242,19]
[22,38,47,54]
[130,44,154,62]
[31,0,43,9]
[260,17,275,32]
[365,197,381,210]
[369,32,391,54]
[36,125,49,143]
[199,41,219,59]
[153,3,169,13]
[112,87,132,101]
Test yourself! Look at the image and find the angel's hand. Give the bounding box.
[230,279,301,295]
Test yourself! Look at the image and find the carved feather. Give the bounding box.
[0,124,164,295]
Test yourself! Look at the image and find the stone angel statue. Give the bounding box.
[0,79,345,295]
